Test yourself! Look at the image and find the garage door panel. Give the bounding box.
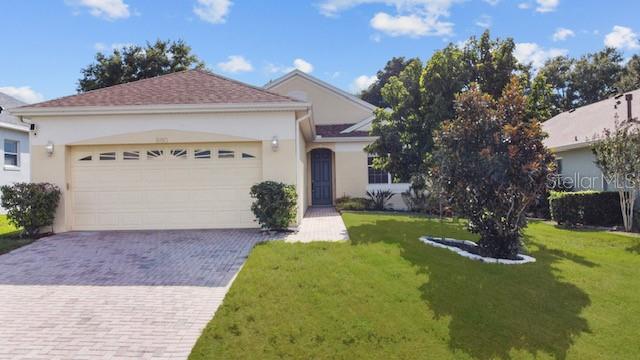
[70,143,262,230]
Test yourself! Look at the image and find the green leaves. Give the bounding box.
[0,183,61,237]
[250,181,297,231]
[434,77,555,259]
[78,39,204,92]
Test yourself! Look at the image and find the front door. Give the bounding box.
[311,149,332,205]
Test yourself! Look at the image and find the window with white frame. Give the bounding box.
[4,140,19,167]
[367,155,392,184]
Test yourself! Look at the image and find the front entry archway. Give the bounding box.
[310,149,333,205]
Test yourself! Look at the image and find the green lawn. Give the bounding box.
[0,215,34,255]
[190,212,640,360]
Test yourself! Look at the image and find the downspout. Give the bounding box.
[295,110,312,224]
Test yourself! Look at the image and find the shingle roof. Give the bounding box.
[0,92,26,126]
[316,123,370,138]
[543,88,640,150]
[23,69,300,109]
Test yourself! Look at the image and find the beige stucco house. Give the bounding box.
[11,69,406,232]
[543,89,639,191]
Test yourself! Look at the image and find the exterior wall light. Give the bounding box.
[271,136,279,152]
[45,141,54,156]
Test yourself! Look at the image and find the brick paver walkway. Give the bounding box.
[0,230,272,360]
[285,207,349,242]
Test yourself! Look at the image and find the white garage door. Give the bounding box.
[70,143,262,230]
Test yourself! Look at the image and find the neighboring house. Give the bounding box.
[543,89,640,191]
[11,69,408,232]
[0,93,30,211]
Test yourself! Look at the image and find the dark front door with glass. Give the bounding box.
[311,149,332,205]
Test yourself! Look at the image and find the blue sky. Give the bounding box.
[1,0,640,104]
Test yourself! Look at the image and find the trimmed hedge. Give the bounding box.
[549,191,623,227]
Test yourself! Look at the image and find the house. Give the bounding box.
[0,92,30,211]
[10,69,407,232]
[543,89,640,191]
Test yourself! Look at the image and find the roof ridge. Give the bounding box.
[192,69,302,103]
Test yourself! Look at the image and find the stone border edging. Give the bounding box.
[419,236,536,265]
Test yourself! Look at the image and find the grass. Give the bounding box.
[0,215,34,255]
[190,212,640,360]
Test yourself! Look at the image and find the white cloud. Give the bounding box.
[483,0,500,5]
[475,14,492,28]
[292,58,314,73]
[217,55,253,73]
[68,0,130,20]
[370,12,452,37]
[514,42,568,69]
[266,58,315,74]
[535,0,559,13]
[517,3,531,9]
[604,26,640,50]
[193,0,232,24]
[0,86,44,104]
[350,75,378,93]
[318,0,459,38]
[552,27,575,42]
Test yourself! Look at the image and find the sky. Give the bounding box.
[1,0,640,104]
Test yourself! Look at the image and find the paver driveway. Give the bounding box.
[0,230,272,360]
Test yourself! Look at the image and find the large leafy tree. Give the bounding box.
[360,57,417,108]
[78,39,204,92]
[463,31,519,99]
[571,47,624,106]
[367,31,520,182]
[592,121,640,232]
[366,59,427,181]
[537,55,576,116]
[537,48,625,115]
[434,77,555,259]
[617,54,640,92]
[526,73,554,121]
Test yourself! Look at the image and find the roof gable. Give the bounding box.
[543,88,640,151]
[22,69,300,109]
[265,70,376,112]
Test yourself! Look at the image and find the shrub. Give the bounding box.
[0,182,61,237]
[549,191,623,227]
[336,196,369,211]
[366,190,395,211]
[250,181,297,231]
[401,176,429,213]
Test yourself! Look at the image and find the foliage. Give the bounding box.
[191,212,640,360]
[591,120,640,231]
[549,191,623,227]
[335,196,369,211]
[618,54,640,92]
[366,59,428,181]
[366,31,521,182]
[366,190,395,211]
[360,57,417,108]
[401,177,429,213]
[0,215,36,255]
[537,48,625,116]
[526,73,554,121]
[78,39,204,92]
[527,175,574,219]
[0,183,61,237]
[249,181,297,231]
[434,77,555,259]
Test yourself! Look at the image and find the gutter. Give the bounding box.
[0,121,29,133]
[313,136,378,143]
[10,102,312,117]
